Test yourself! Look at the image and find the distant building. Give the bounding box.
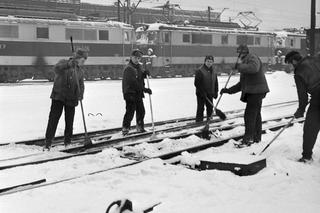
[0,0,80,19]
[80,3,223,27]
[0,0,239,29]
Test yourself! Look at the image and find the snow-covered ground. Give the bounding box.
[0,72,297,143]
[0,72,319,213]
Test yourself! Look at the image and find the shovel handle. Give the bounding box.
[215,53,241,108]
[259,117,295,155]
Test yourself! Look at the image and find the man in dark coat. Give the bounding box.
[220,44,269,147]
[44,48,88,150]
[194,55,219,122]
[285,51,320,163]
[122,49,152,135]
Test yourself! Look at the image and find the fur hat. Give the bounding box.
[74,48,88,59]
[284,51,301,63]
[237,44,249,54]
[204,55,214,62]
[131,49,143,57]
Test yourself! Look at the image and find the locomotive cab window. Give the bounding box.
[290,38,294,47]
[254,37,261,45]
[36,27,49,39]
[221,35,228,44]
[0,25,18,38]
[124,31,130,42]
[163,32,170,43]
[99,30,109,40]
[183,34,190,43]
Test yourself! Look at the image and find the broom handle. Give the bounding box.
[146,75,155,133]
[205,96,215,108]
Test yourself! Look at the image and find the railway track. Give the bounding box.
[0,114,305,196]
[0,100,302,196]
[0,100,297,166]
[0,100,298,147]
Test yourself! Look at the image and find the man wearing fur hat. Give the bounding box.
[220,44,269,147]
[285,50,320,163]
[44,48,88,150]
[194,55,219,122]
[122,49,152,136]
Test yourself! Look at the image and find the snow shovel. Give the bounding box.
[199,96,226,140]
[70,37,92,147]
[205,96,226,120]
[145,75,157,140]
[200,52,241,139]
[256,117,295,155]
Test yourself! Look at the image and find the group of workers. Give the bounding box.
[42,44,320,163]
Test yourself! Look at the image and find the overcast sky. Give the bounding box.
[82,0,319,30]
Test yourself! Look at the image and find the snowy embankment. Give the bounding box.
[0,72,319,213]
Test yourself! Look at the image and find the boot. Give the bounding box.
[43,140,51,151]
[122,127,129,136]
[64,141,71,148]
[234,139,254,148]
[298,156,313,163]
[136,125,146,133]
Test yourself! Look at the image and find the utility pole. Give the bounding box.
[310,0,316,56]
[208,6,212,22]
[117,0,121,22]
[123,0,127,23]
[127,0,131,24]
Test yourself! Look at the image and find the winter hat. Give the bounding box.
[74,48,88,59]
[285,51,302,63]
[204,55,214,62]
[131,49,143,57]
[237,44,249,54]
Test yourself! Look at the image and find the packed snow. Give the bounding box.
[0,72,319,213]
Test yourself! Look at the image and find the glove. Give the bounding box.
[220,88,230,95]
[143,88,152,94]
[144,69,150,76]
[294,110,304,118]
[213,93,218,99]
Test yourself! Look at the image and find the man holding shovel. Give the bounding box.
[194,55,219,122]
[122,49,152,136]
[44,48,88,150]
[285,51,320,163]
[220,44,269,147]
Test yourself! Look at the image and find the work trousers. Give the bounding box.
[45,99,75,147]
[122,97,145,130]
[302,92,320,159]
[243,94,264,142]
[196,95,213,122]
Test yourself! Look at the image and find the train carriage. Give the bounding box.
[0,16,135,82]
[135,23,276,77]
[0,16,307,82]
